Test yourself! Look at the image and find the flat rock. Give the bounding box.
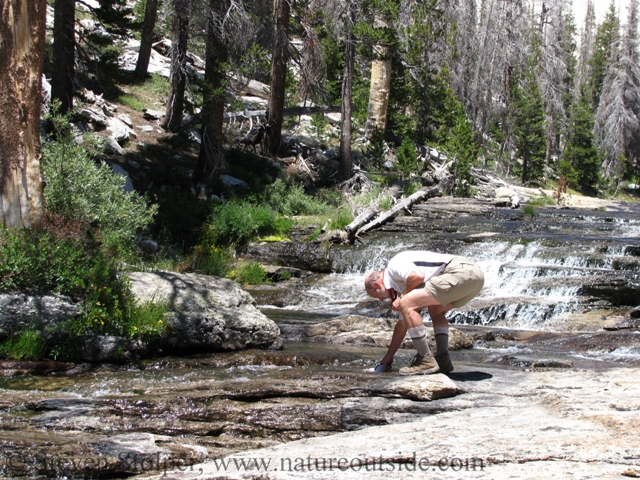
[603,316,640,331]
[143,366,640,479]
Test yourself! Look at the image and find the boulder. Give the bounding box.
[127,271,282,352]
[0,294,80,341]
[104,136,124,155]
[107,117,136,144]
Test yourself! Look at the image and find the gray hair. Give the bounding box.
[364,270,383,291]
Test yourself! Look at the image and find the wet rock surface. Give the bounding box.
[278,314,473,351]
[0,345,463,478]
[157,364,640,480]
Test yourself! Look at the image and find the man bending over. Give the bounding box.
[364,251,484,375]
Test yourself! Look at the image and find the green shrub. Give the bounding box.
[232,262,269,285]
[528,196,556,207]
[403,180,421,196]
[261,179,334,216]
[523,205,536,216]
[0,226,93,296]
[204,200,292,247]
[41,110,157,257]
[379,195,394,210]
[310,113,328,138]
[329,208,354,230]
[396,138,420,178]
[188,246,233,277]
[0,328,47,361]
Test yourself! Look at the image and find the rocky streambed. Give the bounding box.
[1,196,640,479]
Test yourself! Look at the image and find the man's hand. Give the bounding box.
[391,298,401,311]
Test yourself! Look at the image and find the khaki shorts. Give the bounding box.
[423,257,484,308]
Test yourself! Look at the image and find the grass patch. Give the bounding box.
[115,74,169,112]
[231,262,269,285]
[528,196,556,207]
[0,328,47,361]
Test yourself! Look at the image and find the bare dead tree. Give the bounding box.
[161,0,190,131]
[0,0,46,229]
[134,0,159,80]
[265,0,290,155]
[595,0,640,181]
[51,0,76,113]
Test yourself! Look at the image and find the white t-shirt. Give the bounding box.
[383,251,455,294]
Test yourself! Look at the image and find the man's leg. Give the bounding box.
[429,304,454,373]
[394,290,448,375]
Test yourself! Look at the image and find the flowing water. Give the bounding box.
[253,203,640,364]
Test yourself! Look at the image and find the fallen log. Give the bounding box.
[345,185,402,234]
[347,177,451,242]
[224,105,340,121]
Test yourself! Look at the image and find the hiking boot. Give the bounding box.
[435,352,454,373]
[399,353,440,376]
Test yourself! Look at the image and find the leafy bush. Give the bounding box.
[403,180,422,196]
[261,179,335,216]
[41,110,157,257]
[0,225,94,296]
[188,246,233,277]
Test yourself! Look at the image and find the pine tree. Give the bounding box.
[595,0,640,181]
[161,0,190,132]
[588,1,620,110]
[563,85,601,192]
[510,32,547,185]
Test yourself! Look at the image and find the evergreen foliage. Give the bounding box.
[510,33,547,186]
[564,86,602,192]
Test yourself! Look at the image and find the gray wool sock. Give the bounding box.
[408,325,431,357]
[434,325,449,356]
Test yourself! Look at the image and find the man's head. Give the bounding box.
[364,270,390,300]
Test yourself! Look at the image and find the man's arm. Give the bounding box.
[404,270,426,295]
[380,320,408,366]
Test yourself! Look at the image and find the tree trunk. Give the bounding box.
[134,0,158,80]
[0,0,46,230]
[161,0,190,131]
[338,1,355,181]
[195,0,229,186]
[364,15,392,139]
[51,0,75,114]
[364,52,392,138]
[266,0,290,155]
